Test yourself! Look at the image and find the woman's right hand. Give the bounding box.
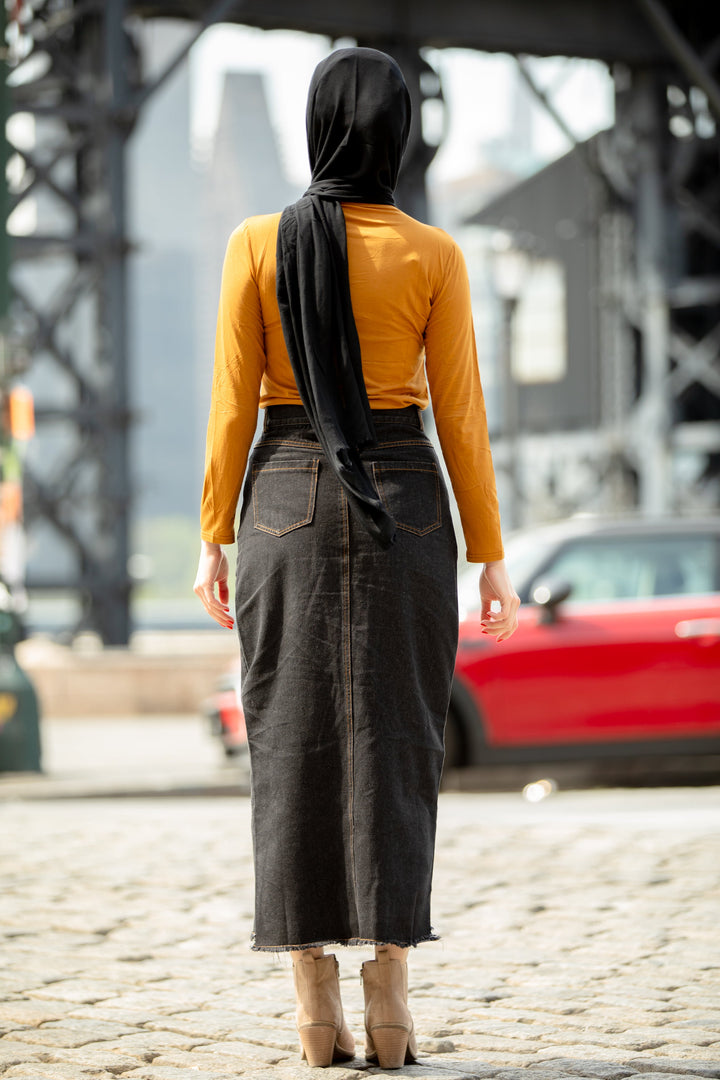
[194,540,234,629]
[478,559,520,642]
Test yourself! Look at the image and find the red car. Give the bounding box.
[204,666,247,760]
[207,516,720,767]
[450,516,720,765]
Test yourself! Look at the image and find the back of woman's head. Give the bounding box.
[306,47,411,200]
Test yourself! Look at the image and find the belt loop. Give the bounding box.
[417,407,424,432]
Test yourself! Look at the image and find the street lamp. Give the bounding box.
[490,230,531,530]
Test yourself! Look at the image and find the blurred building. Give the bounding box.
[193,70,300,502]
[428,66,542,432]
[128,23,300,596]
[467,137,604,434]
[458,136,617,525]
[128,21,201,524]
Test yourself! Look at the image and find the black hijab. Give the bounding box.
[276,48,411,550]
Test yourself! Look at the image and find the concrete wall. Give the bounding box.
[17,633,239,718]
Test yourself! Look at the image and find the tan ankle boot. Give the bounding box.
[361,948,418,1069]
[292,952,355,1067]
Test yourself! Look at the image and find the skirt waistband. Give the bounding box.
[263,404,424,432]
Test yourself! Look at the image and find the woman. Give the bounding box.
[195,47,519,1069]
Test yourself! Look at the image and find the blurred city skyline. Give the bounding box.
[185,23,615,186]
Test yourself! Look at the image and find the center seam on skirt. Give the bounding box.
[340,489,359,923]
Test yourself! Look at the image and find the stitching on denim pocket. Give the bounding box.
[372,463,442,536]
[252,459,319,536]
[374,439,430,449]
[257,437,320,448]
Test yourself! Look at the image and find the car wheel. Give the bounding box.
[443,706,466,769]
[448,677,489,766]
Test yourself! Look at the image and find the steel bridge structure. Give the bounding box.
[4,0,720,641]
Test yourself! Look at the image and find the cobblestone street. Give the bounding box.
[1,787,719,1079]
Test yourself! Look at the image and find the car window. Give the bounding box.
[502,532,559,596]
[538,535,718,601]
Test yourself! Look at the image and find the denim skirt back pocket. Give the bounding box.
[371,460,442,536]
[252,458,320,536]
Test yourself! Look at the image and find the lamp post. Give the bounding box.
[490,232,531,531]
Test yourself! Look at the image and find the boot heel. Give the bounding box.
[369,1024,410,1069]
[361,952,417,1067]
[299,1022,338,1067]
[293,954,354,1066]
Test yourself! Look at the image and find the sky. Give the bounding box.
[188,26,615,186]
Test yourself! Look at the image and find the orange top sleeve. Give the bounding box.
[200,206,504,562]
[424,240,504,563]
[200,222,266,545]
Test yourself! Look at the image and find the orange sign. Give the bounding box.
[8,386,35,441]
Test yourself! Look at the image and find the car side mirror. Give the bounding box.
[531,578,573,624]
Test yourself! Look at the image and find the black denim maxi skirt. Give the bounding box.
[235,405,459,951]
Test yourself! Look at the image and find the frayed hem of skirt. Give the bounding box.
[250,931,440,952]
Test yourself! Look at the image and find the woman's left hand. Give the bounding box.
[479,559,520,642]
[194,540,234,629]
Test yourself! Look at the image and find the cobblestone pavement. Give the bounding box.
[1,787,719,1080]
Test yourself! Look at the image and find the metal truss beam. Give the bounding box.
[636,0,720,120]
[5,0,273,642]
[129,0,239,112]
[128,0,716,67]
[489,56,720,523]
[7,0,136,642]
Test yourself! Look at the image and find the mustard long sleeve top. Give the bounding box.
[200,203,504,562]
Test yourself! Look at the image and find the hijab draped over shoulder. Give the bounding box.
[276,47,412,550]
